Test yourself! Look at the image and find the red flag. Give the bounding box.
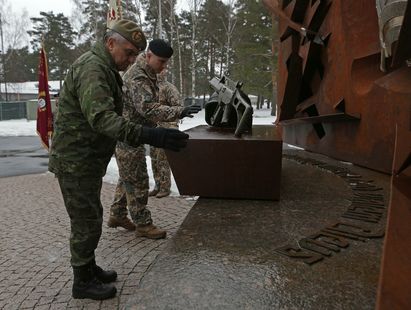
[36,46,53,150]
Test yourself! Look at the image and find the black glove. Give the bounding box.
[180,105,202,118]
[140,127,189,152]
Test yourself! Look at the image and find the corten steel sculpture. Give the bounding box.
[263,0,411,174]
[263,1,411,308]
[376,125,411,310]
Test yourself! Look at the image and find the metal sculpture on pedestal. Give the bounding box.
[167,77,282,200]
[205,75,253,137]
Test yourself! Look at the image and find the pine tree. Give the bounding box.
[231,0,274,99]
[76,0,142,47]
[28,11,77,82]
[4,47,37,82]
[196,0,228,94]
[77,0,109,45]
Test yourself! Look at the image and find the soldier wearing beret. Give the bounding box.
[107,39,201,238]
[49,20,189,300]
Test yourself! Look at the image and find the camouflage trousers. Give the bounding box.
[149,147,171,192]
[57,175,103,267]
[110,144,152,225]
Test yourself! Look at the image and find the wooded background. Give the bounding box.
[0,0,278,102]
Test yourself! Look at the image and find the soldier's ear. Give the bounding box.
[106,37,116,51]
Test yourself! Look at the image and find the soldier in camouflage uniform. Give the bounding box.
[107,39,200,239]
[48,21,189,300]
[149,77,183,198]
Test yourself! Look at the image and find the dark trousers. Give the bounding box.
[57,175,103,267]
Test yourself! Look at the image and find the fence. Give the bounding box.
[0,101,27,120]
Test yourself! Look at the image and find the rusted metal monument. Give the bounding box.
[262,0,411,308]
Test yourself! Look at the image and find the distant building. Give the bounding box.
[0,81,61,101]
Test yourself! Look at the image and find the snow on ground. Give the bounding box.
[0,119,38,136]
[1,107,276,195]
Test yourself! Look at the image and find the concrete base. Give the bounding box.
[127,148,390,309]
[166,125,283,200]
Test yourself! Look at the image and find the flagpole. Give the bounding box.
[0,13,8,101]
[118,0,122,19]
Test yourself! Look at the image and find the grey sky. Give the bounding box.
[11,0,188,18]
[11,0,74,17]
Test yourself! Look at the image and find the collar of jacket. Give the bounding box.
[91,41,123,86]
[136,52,157,82]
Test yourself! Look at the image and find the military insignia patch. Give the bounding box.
[132,31,143,42]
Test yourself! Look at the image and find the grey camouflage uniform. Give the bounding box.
[110,53,184,223]
[150,79,183,192]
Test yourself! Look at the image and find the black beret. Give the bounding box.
[148,39,173,58]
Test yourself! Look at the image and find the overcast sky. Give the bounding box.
[6,0,188,48]
[11,0,188,18]
[11,0,74,17]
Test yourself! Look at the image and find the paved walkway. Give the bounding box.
[0,173,195,309]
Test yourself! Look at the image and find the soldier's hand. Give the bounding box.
[141,127,189,152]
[180,105,202,118]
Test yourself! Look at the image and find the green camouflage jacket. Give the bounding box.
[48,42,144,177]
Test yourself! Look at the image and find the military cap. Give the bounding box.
[108,19,147,50]
[148,39,174,58]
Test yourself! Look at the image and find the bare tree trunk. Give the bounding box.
[168,0,175,84]
[210,42,214,77]
[205,40,210,79]
[131,0,143,25]
[168,0,183,94]
[191,4,196,98]
[158,0,162,38]
[177,28,183,95]
[222,0,237,75]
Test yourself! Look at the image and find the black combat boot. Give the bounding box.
[72,263,117,300]
[92,260,117,283]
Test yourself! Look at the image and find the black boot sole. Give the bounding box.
[97,274,117,283]
[72,287,117,300]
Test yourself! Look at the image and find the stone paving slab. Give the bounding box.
[0,173,195,309]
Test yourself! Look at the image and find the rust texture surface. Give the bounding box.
[264,0,411,173]
[166,125,283,200]
[376,125,411,310]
